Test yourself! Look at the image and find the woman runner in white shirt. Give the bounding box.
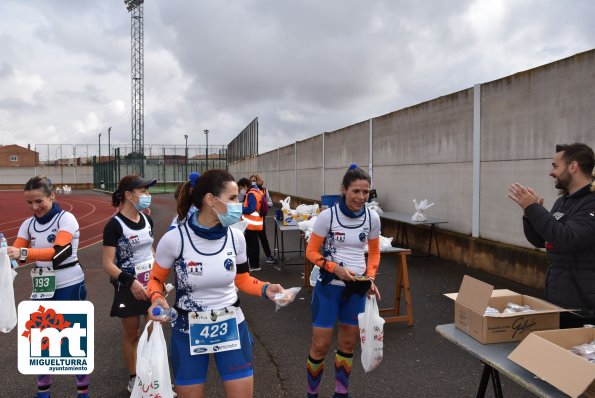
[305,165,381,398]
[7,175,89,398]
[147,169,285,398]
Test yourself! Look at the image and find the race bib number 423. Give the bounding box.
[188,309,240,355]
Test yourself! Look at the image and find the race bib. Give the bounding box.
[134,261,153,287]
[188,308,240,355]
[30,268,56,299]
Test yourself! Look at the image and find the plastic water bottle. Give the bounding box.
[0,233,18,269]
[309,266,320,287]
[152,306,178,322]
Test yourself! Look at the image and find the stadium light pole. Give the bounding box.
[98,132,102,162]
[184,134,189,178]
[203,129,209,170]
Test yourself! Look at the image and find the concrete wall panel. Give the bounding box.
[481,51,595,161]
[324,122,369,169]
[297,135,323,169]
[373,163,473,234]
[373,89,474,166]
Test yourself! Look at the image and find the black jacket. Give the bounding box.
[523,183,595,310]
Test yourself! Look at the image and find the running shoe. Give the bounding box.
[249,266,261,272]
[266,256,278,264]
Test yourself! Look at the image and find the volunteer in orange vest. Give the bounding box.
[242,180,264,271]
[249,174,277,265]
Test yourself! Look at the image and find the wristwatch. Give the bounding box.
[19,248,28,264]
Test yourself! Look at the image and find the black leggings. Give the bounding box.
[245,229,260,268]
[257,221,272,258]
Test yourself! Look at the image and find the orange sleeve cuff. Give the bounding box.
[306,233,336,272]
[366,238,381,279]
[13,237,30,248]
[26,231,74,261]
[234,272,267,297]
[147,261,171,303]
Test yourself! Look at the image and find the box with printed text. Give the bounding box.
[444,275,570,344]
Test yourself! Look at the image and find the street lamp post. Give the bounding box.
[184,134,189,178]
[98,132,102,162]
[203,129,209,170]
[108,126,112,163]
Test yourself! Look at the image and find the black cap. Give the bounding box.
[123,176,158,191]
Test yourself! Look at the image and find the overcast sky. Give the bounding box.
[1,0,594,155]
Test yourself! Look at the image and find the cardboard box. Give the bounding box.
[508,328,595,397]
[282,209,298,226]
[444,275,568,344]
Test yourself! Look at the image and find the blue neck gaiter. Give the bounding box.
[188,212,227,240]
[35,203,62,224]
[338,196,365,218]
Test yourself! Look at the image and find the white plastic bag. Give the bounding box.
[280,196,291,210]
[411,198,434,222]
[230,219,248,233]
[358,296,384,373]
[273,287,301,311]
[0,249,17,333]
[131,321,175,398]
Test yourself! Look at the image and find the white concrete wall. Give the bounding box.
[0,166,94,185]
[227,49,595,249]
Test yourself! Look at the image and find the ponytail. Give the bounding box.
[176,181,194,221]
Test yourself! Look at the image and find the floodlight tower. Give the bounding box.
[125,0,145,176]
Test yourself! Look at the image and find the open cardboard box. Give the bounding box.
[509,328,595,397]
[444,275,569,344]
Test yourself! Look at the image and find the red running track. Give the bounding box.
[0,190,116,250]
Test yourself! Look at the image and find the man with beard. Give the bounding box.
[508,143,595,328]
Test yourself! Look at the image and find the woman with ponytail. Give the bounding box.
[146,169,285,398]
[7,175,89,398]
[101,175,157,393]
[304,164,381,398]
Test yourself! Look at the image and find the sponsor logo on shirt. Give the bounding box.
[334,232,345,242]
[47,234,56,243]
[224,258,234,272]
[359,232,367,242]
[187,261,203,275]
[552,212,564,220]
[127,235,140,244]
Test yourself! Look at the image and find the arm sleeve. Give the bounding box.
[366,238,380,279]
[147,261,171,303]
[306,233,337,272]
[13,237,30,248]
[522,213,545,248]
[234,272,268,297]
[26,230,73,261]
[524,200,595,251]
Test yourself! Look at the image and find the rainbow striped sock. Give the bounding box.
[307,355,325,396]
[335,350,353,395]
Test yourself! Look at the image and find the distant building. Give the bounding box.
[0,144,39,167]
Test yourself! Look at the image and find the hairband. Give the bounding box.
[189,172,200,187]
[348,163,358,171]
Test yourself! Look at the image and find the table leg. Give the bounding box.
[280,228,286,271]
[400,253,413,326]
[379,252,414,325]
[475,363,503,398]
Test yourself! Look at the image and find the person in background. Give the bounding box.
[242,177,264,271]
[249,174,277,265]
[7,175,90,398]
[304,164,381,398]
[508,142,595,328]
[102,175,157,393]
[146,169,285,398]
[237,178,250,204]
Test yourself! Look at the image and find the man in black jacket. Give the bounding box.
[508,143,595,328]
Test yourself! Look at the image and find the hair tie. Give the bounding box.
[189,172,200,187]
[348,163,358,171]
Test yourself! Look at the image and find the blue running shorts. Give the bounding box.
[311,282,365,328]
[171,320,254,385]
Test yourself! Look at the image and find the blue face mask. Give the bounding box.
[213,197,243,227]
[131,193,151,211]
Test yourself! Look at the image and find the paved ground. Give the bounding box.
[0,190,545,397]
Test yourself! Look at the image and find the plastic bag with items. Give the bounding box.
[131,321,175,398]
[411,198,434,222]
[358,296,384,373]
[0,249,17,333]
[273,287,301,311]
[365,201,384,215]
[364,235,394,252]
